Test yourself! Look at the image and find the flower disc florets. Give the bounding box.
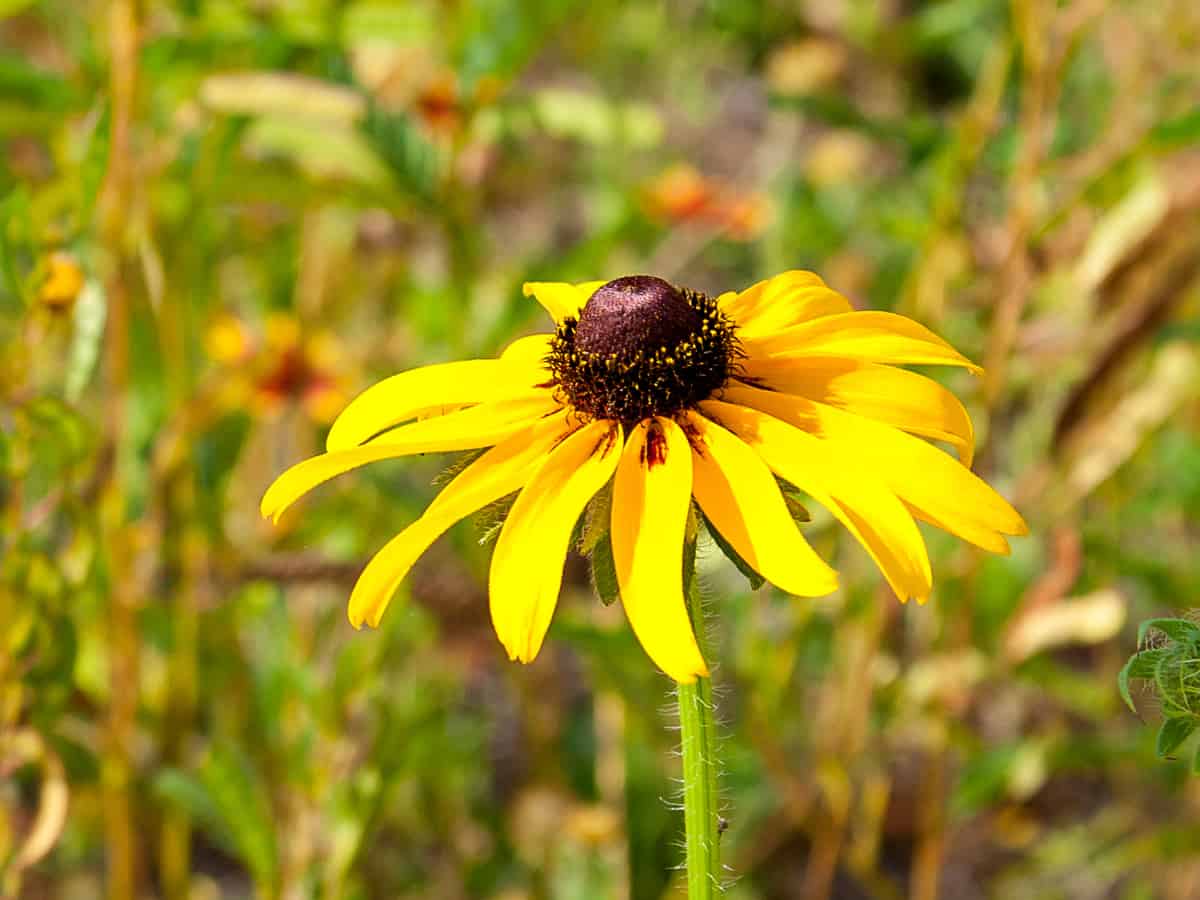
[548,275,739,426]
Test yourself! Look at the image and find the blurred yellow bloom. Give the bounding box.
[262,273,1025,682]
[37,252,85,311]
[204,313,255,364]
[207,313,352,425]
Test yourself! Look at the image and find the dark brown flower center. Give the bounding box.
[574,276,702,358]
[547,275,739,426]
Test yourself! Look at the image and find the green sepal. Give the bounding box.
[1118,648,1167,713]
[475,492,517,546]
[433,448,488,489]
[697,506,765,591]
[578,482,613,556]
[1138,617,1200,647]
[589,532,620,607]
[683,505,699,595]
[775,477,811,523]
[1156,716,1199,759]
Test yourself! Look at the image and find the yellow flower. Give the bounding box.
[261,272,1026,683]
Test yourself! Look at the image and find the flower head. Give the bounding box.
[261,272,1026,682]
[207,313,352,425]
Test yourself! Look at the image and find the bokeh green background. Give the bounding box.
[3,1,1200,898]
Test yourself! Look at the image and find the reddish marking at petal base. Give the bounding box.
[644,424,668,468]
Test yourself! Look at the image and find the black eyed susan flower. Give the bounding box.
[261,272,1026,683]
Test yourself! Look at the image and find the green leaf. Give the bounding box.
[1151,109,1200,150]
[589,533,620,607]
[1118,648,1167,712]
[0,0,37,17]
[1153,651,1199,718]
[698,509,765,591]
[1193,742,1200,776]
[1138,618,1200,647]
[1157,717,1199,759]
[200,745,279,890]
[360,102,439,204]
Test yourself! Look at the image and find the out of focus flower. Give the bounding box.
[805,130,875,187]
[206,312,353,425]
[414,70,462,135]
[643,164,770,241]
[37,252,85,311]
[263,272,1025,682]
[766,38,847,95]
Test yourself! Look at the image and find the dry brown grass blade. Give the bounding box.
[1053,156,1200,452]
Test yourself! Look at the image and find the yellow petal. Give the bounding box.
[738,357,975,465]
[573,279,607,299]
[348,411,574,629]
[326,359,549,451]
[611,418,708,683]
[261,394,559,523]
[499,333,553,362]
[743,310,981,373]
[721,270,853,335]
[522,281,590,323]
[489,419,623,663]
[701,399,932,602]
[723,385,1025,552]
[685,411,838,597]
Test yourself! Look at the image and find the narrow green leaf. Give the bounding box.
[360,102,439,204]
[1157,717,1199,759]
[1193,742,1200,776]
[1138,618,1200,647]
[201,745,279,890]
[1118,649,1166,713]
[1151,109,1200,149]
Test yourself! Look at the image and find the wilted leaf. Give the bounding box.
[4,730,69,870]
[65,280,106,402]
[244,115,392,187]
[1004,588,1126,663]
[1075,171,1169,292]
[533,89,663,148]
[200,72,365,124]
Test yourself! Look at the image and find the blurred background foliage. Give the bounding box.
[1,0,1199,898]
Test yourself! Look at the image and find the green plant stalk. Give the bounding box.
[679,581,720,897]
